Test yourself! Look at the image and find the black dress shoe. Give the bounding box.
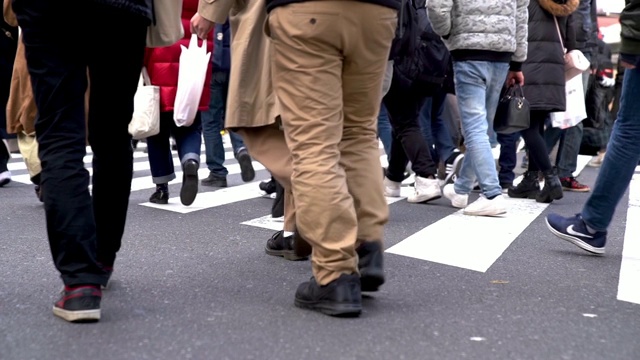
[149,190,169,204]
[265,230,308,261]
[357,241,385,292]
[236,149,255,182]
[180,159,199,206]
[294,273,362,317]
[201,172,227,187]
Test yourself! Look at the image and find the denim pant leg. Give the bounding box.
[377,102,393,160]
[147,112,178,184]
[229,130,246,154]
[497,131,519,184]
[430,90,456,163]
[202,71,229,176]
[453,61,507,197]
[582,66,640,231]
[14,0,147,285]
[173,112,203,166]
[556,122,583,178]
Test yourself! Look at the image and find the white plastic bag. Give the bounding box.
[129,67,160,139]
[173,34,211,127]
[550,75,587,129]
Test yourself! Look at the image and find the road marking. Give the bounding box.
[139,181,266,213]
[617,172,640,305]
[241,186,414,230]
[386,197,549,272]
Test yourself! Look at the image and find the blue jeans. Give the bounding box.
[582,66,640,231]
[201,71,245,177]
[377,102,392,160]
[544,122,583,178]
[452,61,509,198]
[147,111,202,184]
[497,131,520,185]
[419,90,456,163]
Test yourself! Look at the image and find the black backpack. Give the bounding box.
[391,0,452,96]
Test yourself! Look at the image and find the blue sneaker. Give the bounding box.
[545,213,607,255]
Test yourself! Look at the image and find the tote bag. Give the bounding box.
[550,75,587,129]
[129,67,160,139]
[147,0,184,48]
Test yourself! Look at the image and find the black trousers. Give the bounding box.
[13,0,148,286]
[523,110,553,173]
[383,78,438,182]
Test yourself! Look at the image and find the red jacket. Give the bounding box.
[144,0,213,112]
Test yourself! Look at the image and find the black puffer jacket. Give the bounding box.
[522,0,578,112]
[94,0,152,22]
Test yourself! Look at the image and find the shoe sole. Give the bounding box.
[536,187,564,203]
[237,153,256,182]
[407,194,441,203]
[264,246,308,261]
[294,299,362,317]
[562,187,590,192]
[180,162,199,206]
[52,307,100,323]
[149,198,169,205]
[545,218,605,255]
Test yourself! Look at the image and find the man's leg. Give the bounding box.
[546,66,640,254]
[201,71,230,186]
[87,10,148,267]
[497,132,519,186]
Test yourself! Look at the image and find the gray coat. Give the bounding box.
[427,0,529,63]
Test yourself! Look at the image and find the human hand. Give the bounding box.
[190,13,214,40]
[506,71,525,87]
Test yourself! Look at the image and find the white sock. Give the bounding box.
[283,231,294,237]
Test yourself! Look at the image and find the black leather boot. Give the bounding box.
[536,168,564,203]
[507,171,540,199]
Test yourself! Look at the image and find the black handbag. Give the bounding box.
[493,84,530,134]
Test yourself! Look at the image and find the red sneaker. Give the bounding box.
[560,177,590,192]
[53,285,101,323]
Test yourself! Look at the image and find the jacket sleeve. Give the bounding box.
[512,0,529,63]
[426,0,453,37]
[198,0,235,24]
[620,0,640,55]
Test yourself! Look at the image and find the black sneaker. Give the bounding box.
[180,159,199,206]
[294,273,362,317]
[53,285,102,323]
[259,177,276,195]
[443,151,464,185]
[357,241,384,292]
[201,172,227,187]
[149,189,169,204]
[265,230,308,261]
[236,149,255,182]
[271,180,284,218]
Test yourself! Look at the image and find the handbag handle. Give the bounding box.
[506,84,525,99]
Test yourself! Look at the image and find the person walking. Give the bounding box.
[428,0,529,216]
[11,0,151,322]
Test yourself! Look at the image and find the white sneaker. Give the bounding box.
[384,177,401,197]
[443,184,468,208]
[408,176,441,203]
[463,194,507,217]
[0,171,11,187]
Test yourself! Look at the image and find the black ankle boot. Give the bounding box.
[150,184,169,204]
[507,171,540,199]
[536,168,563,203]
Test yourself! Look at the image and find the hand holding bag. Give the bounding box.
[147,0,184,48]
[173,34,211,127]
[493,84,530,134]
[129,67,160,139]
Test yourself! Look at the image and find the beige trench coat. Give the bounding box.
[198,0,279,128]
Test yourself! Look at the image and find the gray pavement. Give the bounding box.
[1,144,639,360]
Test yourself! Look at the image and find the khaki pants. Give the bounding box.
[269,1,396,285]
[236,125,296,232]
